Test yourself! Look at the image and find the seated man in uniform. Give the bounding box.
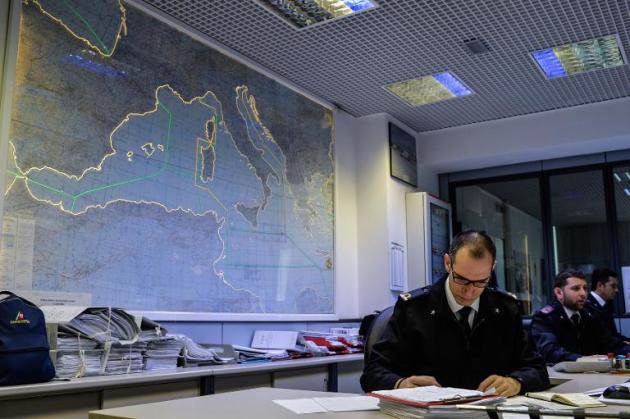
[360,230,549,396]
[585,268,630,344]
[530,269,630,364]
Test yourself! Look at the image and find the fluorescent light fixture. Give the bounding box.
[257,0,377,29]
[385,71,473,107]
[624,188,630,197]
[625,171,630,180]
[531,35,626,79]
[614,173,622,182]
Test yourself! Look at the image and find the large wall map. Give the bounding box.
[0,0,334,314]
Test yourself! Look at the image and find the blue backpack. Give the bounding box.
[0,291,55,385]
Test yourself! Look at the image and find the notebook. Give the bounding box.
[525,391,605,408]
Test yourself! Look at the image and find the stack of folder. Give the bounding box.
[52,333,102,378]
[143,336,185,371]
[298,331,362,355]
[370,386,501,419]
[59,307,140,345]
[102,342,146,375]
[181,337,236,366]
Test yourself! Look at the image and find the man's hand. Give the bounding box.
[478,375,522,397]
[397,375,441,389]
[477,375,521,397]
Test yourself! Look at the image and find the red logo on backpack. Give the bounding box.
[10,311,30,324]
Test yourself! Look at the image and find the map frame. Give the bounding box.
[0,0,340,321]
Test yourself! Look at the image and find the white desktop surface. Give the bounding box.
[89,387,383,419]
[549,368,630,392]
[89,371,630,419]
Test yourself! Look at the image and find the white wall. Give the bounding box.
[354,114,434,315]
[418,96,630,173]
[333,109,359,319]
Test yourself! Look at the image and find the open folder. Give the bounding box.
[369,386,498,408]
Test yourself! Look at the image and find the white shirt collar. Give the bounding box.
[562,305,580,320]
[445,276,480,323]
[590,291,606,307]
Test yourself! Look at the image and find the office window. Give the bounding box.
[549,170,611,276]
[455,178,546,314]
[614,165,630,310]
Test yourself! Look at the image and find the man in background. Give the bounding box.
[531,270,630,364]
[586,268,629,344]
[361,230,549,396]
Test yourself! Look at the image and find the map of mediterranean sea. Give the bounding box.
[1,0,334,314]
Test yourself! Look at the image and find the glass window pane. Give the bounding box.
[549,170,611,276]
[455,178,546,314]
[613,165,630,313]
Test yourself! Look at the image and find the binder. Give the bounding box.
[369,386,497,408]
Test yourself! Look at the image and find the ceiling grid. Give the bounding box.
[141,0,630,132]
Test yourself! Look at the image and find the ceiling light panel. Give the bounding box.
[385,72,473,107]
[531,35,626,80]
[256,0,377,29]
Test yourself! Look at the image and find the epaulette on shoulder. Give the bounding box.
[398,286,429,302]
[493,288,518,301]
[540,305,555,314]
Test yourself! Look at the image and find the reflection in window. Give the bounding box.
[455,178,545,314]
[549,170,611,276]
[613,165,630,313]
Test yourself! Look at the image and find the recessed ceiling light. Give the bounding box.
[384,72,473,107]
[531,35,626,79]
[256,0,377,29]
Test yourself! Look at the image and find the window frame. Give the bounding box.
[447,158,630,316]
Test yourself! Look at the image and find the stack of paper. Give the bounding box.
[233,344,289,362]
[330,327,363,349]
[143,336,184,371]
[54,350,103,378]
[59,308,140,344]
[53,333,103,378]
[298,331,361,355]
[102,343,145,375]
[377,401,490,419]
[370,386,501,418]
[181,338,236,366]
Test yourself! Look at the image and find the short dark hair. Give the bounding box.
[554,269,586,289]
[448,230,496,265]
[591,268,618,291]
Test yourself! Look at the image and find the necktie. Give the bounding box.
[570,313,580,328]
[458,306,472,336]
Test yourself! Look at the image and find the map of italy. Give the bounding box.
[2,0,334,314]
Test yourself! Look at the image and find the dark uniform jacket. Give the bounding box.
[360,277,549,393]
[585,292,629,341]
[530,300,630,365]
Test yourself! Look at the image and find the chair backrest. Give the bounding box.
[363,305,394,363]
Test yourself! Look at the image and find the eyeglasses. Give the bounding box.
[450,269,491,288]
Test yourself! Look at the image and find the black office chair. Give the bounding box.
[362,305,394,363]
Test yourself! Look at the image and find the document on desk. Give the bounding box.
[370,385,495,407]
[273,396,379,414]
[312,396,380,412]
[251,330,298,350]
[273,399,327,414]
